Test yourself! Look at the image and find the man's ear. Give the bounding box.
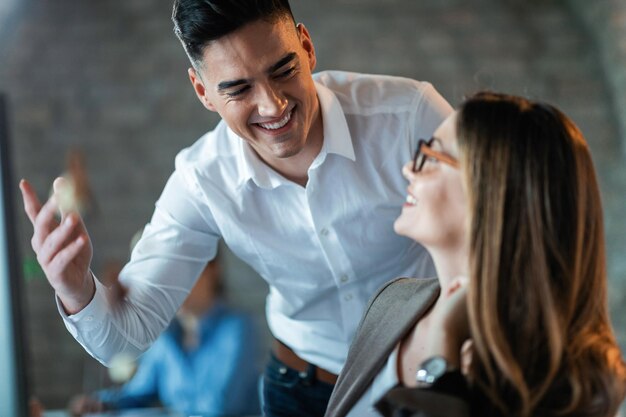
[188,67,217,112]
[296,23,316,72]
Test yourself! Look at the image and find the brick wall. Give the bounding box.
[564,0,626,365]
[1,0,624,410]
[567,0,626,157]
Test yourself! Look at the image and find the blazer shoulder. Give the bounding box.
[363,277,439,321]
[325,277,440,417]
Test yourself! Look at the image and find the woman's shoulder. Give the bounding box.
[368,277,440,311]
[355,277,440,341]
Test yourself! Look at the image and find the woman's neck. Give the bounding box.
[428,245,469,290]
[397,244,469,386]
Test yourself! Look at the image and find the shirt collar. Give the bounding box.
[234,79,355,190]
[197,300,227,341]
[168,300,227,345]
[315,80,355,161]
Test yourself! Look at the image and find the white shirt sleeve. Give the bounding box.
[410,82,454,146]
[59,168,220,366]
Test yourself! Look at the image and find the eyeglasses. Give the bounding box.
[412,137,460,173]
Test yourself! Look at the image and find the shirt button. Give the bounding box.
[85,316,93,322]
[340,274,349,283]
[320,228,329,236]
[344,294,353,301]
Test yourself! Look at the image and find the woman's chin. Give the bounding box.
[393,216,414,239]
[394,218,431,249]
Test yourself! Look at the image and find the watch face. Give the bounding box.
[416,356,448,386]
[424,356,448,377]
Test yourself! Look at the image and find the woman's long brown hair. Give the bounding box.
[456,92,626,416]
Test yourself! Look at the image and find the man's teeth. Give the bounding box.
[259,110,292,130]
[406,195,418,205]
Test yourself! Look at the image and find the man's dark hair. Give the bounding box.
[172,0,295,67]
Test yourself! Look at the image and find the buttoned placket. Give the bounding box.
[305,168,358,337]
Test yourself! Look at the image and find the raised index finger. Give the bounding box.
[19,179,42,225]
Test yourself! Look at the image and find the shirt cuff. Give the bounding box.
[57,275,109,337]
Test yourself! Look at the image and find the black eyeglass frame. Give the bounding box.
[412,137,460,173]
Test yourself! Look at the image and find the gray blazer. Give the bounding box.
[324,277,441,417]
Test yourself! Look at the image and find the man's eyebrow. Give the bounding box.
[217,78,249,91]
[216,53,298,91]
[267,52,297,74]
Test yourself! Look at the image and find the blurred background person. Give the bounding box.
[68,252,261,416]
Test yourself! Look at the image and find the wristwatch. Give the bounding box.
[415,355,451,388]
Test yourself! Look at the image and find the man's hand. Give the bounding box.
[68,394,105,416]
[20,177,94,314]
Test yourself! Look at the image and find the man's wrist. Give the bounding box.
[59,271,96,315]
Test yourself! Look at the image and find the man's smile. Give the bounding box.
[253,106,296,134]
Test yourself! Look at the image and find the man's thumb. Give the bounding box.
[53,176,75,216]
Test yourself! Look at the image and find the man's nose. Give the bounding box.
[257,83,287,117]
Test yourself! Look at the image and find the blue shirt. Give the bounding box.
[97,301,261,416]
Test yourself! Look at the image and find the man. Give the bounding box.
[20,1,452,415]
[67,256,261,416]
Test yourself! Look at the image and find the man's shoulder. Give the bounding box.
[208,308,258,348]
[176,121,236,163]
[173,120,243,180]
[313,69,429,89]
[313,70,435,113]
[211,304,255,329]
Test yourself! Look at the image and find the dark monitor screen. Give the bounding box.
[0,93,29,417]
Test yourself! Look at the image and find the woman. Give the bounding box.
[325,92,626,417]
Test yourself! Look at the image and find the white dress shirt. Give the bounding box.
[60,70,452,374]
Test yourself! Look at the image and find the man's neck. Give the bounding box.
[262,102,325,187]
[270,156,315,187]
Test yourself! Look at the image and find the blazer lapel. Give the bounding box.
[325,277,440,417]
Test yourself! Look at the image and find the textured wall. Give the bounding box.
[563,0,626,360]
[0,0,624,410]
[567,0,626,157]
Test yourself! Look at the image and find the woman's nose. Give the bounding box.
[402,161,416,181]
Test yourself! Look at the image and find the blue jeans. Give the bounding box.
[262,353,335,417]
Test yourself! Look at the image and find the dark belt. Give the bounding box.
[273,339,339,385]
